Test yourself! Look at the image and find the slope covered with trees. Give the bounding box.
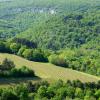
[0,0,100,41]
[0,0,100,99]
[17,10,100,50]
[0,80,100,100]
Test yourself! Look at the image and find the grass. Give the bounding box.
[0,53,99,86]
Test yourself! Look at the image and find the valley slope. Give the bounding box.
[0,53,99,83]
[0,0,100,50]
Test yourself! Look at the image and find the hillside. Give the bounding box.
[0,53,99,83]
[17,11,100,50]
[0,0,100,99]
[0,0,100,49]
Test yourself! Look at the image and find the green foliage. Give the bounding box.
[0,0,100,99]
[49,54,68,67]
[11,66,35,77]
[0,80,99,100]
[0,58,15,71]
[10,43,21,54]
[1,89,19,100]
[17,46,26,56]
[0,41,10,53]
[0,39,100,76]
[14,84,29,100]
[95,90,100,99]
[37,86,47,98]
[0,0,100,50]
[0,0,100,78]
[75,88,84,99]
[48,48,100,76]
[0,67,35,78]
[0,59,35,78]
[22,49,33,60]
[32,50,48,62]
[17,10,100,50]
[0,40,49,63]
[22,49,48,62]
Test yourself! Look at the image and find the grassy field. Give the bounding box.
[0,53,100,86]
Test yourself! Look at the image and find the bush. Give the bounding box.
[1,89,19,100]
[10,66,35,77]
[22,49,33,60]
[32,50,48,62]
[17,46,26,56]
[0,58,15,71]
[0,66,35,78]
[10,43,21,54]
[48,54,68,67]
[22,49,48,62]
[0,58,35,78]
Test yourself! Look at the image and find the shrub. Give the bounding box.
[0,66,35,78]
[32,50,48,62]
[10,66,35,77]
[1,58,15,71]
[17,46,26,56]
[1,89,19,100]
[48,54,68,67]
[22,49,33,60]
[10,43,21,54]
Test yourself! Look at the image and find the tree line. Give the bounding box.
[0,38,100,76]
[0,80,100,100]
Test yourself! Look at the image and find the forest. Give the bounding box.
[0,80,100,100]
[0,0,100,100]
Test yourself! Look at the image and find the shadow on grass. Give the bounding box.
[0,76,41,86]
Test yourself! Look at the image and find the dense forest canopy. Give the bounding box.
[0,0,100,50]
[0,80,100,100]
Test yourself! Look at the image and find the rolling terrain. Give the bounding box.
[0,0,100,82]
[0,53,99,84]
[0,0,100,50]
[0,0,100,99]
